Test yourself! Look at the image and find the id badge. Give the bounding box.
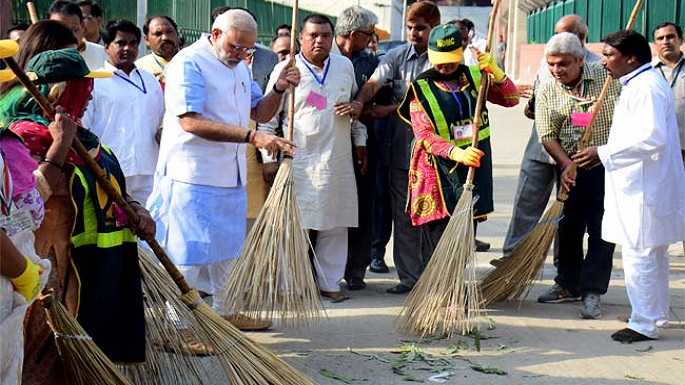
[305,90,327,109]
[0,207,34,236]
[571,111,592,128]
[452,123,474,140]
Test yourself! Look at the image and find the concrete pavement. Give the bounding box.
[246,103,685,385]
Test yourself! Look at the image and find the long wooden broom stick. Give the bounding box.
[1,41,316,385]
[27,2,39,24]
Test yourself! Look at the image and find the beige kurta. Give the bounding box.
[262,53,366,230]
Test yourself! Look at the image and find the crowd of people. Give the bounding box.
[1,0,684,382]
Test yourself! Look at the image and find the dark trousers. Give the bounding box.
[372,117,393,261]
[345,154,375,281]
[555,165,615,296]
[389,166,422,287]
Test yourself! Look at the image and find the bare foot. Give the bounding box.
[320,290,350,303]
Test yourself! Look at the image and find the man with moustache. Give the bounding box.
[259,14,366,302]
[136,15,182,90]
[147,9,298,330]
[353,0,440,294]
[81,20,164,205]
[652,22,685,166]
[575,30,685,342]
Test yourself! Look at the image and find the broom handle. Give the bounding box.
[578,0,643,151]
[1,55,193,294]
[466,0,501,185]
[27,2,39,24]
[286,0,299,142]
[558,0,644,202]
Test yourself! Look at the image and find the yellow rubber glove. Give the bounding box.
[474,49,506,82]
[9,256,42,302]
[448,146,484,167]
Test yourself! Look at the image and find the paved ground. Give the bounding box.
[243,103,685,385]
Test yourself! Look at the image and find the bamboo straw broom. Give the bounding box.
[221,0,325,328]
[0,39,317,385]
[397,0,502,338]
[479,0,645,306]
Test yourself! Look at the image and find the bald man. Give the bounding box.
[497,15,601,266]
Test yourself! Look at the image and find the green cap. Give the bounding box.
[428,23,464,65]
[25,48,112,84]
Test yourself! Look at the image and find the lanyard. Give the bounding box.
[114,70,147,94]
[561,79,594,111]
[441,80,465,117]
[657,59,684,88]
[619,65,652,99]
[299,54,330,87]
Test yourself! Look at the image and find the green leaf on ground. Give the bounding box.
[445,341,469,354]
[348,348,392,363]
[470,364,507,375]
[635,346,653,352]
[320,368,353,384]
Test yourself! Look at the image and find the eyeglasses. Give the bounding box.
[227,41,256,55]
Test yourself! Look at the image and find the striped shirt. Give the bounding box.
[536,61,620,155]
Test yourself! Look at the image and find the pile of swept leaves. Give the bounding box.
[320,329,510,384]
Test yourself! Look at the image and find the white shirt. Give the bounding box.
[80,41,108,71]
[597,64,685,248]
[260,53,365,230]
[157,34,263,187]
[82,62,164,177]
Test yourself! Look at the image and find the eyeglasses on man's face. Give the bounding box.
[227,41,256,55]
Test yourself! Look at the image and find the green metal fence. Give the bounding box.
[526,0,685,43]
[11,0,334,45]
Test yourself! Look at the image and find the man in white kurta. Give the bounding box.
[82,20,164,205]
[575,30,685,342]
[260,15,367,301]
[147,10,296,330]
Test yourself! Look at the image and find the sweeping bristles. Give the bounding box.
[135,245,215,385]
[41,292,133,385]
[397,185,484,338]
[479,200,563,306]
[180,289,318,385]
[222,157,324,328]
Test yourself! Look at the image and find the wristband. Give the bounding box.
[272,83,285,94]
[244,129,253,143]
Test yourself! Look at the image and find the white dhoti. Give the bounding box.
[622,244,670,339]
[311,227,348,292]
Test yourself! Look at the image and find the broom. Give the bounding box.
[40,291,133,385]
[479,0,645,306]
[221,0,325,328]
[396,0,502,338]
[0,39,317,385]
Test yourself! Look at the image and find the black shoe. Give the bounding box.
[611,328,656,343]
[346,278,367,291]
[475,239,491,252]
[489,256,506,267]
[369,258,390,273]
[386,284,412,294]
